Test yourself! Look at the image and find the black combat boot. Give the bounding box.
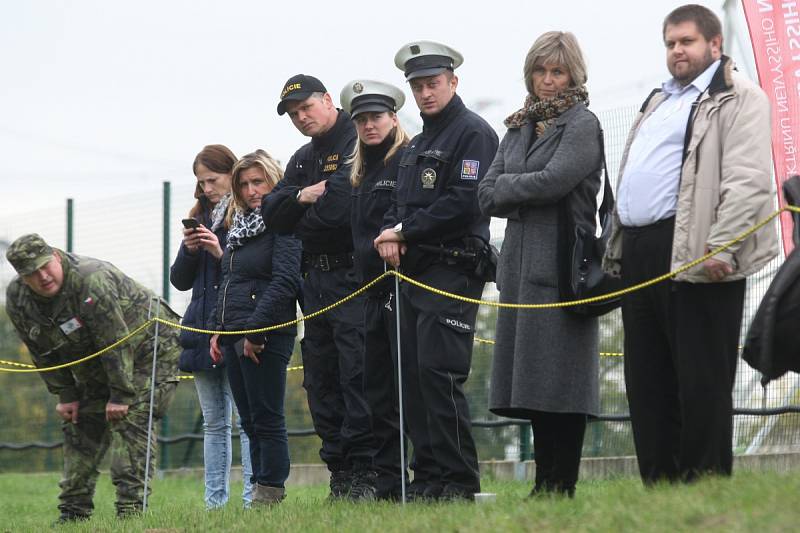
[52,512,90,526]
[327,469,352,501]
[348,467,378,502]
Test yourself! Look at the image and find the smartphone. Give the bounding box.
[182,218,200,230]
[234,338,245,357]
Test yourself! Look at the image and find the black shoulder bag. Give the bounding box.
[556,128,622,317]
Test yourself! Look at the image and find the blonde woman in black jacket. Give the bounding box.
[210,150,302,506]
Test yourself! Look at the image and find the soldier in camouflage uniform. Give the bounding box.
[4,234,181,523]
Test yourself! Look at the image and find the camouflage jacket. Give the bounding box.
[6,250,180,405]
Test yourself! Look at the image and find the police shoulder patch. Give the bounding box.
[461,160,480,180]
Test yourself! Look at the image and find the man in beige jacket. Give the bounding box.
[603,4,776,484]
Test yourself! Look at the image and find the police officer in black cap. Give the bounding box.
[375,41,499,501]
[262,74,374,500]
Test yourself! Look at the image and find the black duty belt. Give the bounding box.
[416,243,477,264]
[302,252,353,272]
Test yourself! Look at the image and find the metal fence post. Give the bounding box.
[66,198,74,252]
[162,181,171,303]
[519,424,532,461]
[143,297,162,512]
[160,181,170,470]
[394,272,407,505]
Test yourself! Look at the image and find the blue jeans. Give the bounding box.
[194,369,254,508]
[225,334,294,487]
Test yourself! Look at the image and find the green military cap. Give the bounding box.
[340,79,406,118]
[394,40,464,81]
[6,233,54,275]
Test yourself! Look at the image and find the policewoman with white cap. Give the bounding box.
[261,74,375,501]
[340,79,436,500]
[374,40,499,501]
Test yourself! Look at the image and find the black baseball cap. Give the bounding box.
[276,74,328,116]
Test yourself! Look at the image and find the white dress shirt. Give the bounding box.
[617,60,720,227]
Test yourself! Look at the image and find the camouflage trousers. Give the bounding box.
[58,381,177,517]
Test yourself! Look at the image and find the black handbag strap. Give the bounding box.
[783,174,800,246]
[596,125,614,232]
[556,115,612,234]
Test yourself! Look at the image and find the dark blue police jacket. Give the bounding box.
[261,110,357,255]
[383,94,499,269]
[351,135,404,293]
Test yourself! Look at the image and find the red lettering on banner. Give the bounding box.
[744,0,800,255]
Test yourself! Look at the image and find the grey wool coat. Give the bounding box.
[477,102,601,418]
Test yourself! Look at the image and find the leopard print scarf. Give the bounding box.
[504,86,589,136]
[226,207,266,249]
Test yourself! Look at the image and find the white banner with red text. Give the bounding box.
[742,0,800,255]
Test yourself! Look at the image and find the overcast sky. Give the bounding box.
[1,0,742,216]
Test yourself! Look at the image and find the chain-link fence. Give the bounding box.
[1,105,798,473]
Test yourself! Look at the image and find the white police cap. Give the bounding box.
[394,40,464,81]
[340,79,406,118]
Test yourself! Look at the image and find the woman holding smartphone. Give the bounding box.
[210,150,302,506]
[170,144,254,509]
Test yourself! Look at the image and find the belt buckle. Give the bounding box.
[319,254,330,271]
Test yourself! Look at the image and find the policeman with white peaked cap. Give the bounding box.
[374,39,499,501]
[394,40,464,80]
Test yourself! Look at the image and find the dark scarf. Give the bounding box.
[504,86,589,136]
[226,208,266,249]
[363,131,395,166]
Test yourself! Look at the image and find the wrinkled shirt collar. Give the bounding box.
[662,59,720,96]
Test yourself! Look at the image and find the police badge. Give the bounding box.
[421,168,437,189]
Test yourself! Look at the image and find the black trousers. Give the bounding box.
[399,264,484,493]
[301,266,374,471]
[621,218,745,483]
[363,289,438,495]
[530,411,587,496]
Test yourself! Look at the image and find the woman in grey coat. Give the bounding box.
[477,31,601,498]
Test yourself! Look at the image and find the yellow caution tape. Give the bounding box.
[174,364,305,380]
[391,207,785,309]
[0,321,153,373]
[0,359,36,369]
[1,206,792,374]
[152,270,394,335]
[473,337,623,357]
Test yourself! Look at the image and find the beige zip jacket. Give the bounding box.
[604,56,778,283]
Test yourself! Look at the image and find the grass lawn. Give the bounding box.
[1,471,799,532]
